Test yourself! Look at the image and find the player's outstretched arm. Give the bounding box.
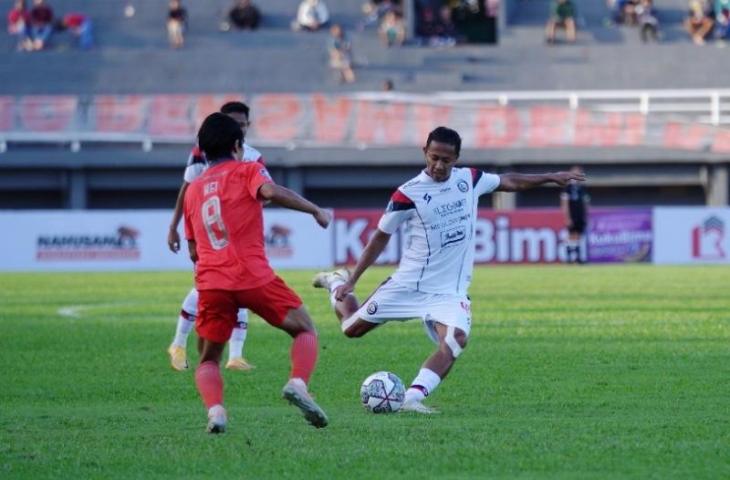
[496,171,586,192]
[334,229,391,301]
[167,182,190,253]
[258,183,331,228]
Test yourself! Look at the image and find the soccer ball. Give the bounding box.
[360,371,406,413]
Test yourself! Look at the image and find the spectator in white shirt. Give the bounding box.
[291,0,329,32]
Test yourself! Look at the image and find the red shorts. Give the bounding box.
[196,276,303,344]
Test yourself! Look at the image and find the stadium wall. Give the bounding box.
[2,207,728,271]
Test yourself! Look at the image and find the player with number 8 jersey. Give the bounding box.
[184,112,332,433]
[167,102,259,373]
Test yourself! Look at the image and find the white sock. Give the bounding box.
[172,313,194,347]
[328,278,345,308]
[228,325,247,360]
[405,368,441,403]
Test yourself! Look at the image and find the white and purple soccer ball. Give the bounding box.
[360,371,406,413]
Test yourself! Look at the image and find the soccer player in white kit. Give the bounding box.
[313,127,585,413]
[167,102,263,372]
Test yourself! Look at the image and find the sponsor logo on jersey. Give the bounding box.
[433,199,466,216]
[441,226,466,247]
[457,180,469,192]
[423,193,432,204]
[259,168,272,179]
[367,301,378,314]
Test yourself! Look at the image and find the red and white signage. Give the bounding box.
[653,207,730,264]
[334,209,569,265]
[3,94,730,153]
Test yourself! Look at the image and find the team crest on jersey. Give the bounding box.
[366,301,378,315]
[457,180,469,193]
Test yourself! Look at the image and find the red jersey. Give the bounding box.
[64,13,87,29]
[184,159,275,291]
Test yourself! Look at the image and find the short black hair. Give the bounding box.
[198,113,243,160]
[219,101,250,118]
[426,126,461,156]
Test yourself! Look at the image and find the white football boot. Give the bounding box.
[282,378,329,428]
[311,268,351,290]
[206,405,227,434]
[400,400,439,414]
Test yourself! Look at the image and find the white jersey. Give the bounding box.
[378,167,501,296]
[183,143,263,183]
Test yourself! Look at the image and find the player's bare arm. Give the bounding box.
[496,171,585,192]
[168,181,190,252]
[187,239,198,263]
[334,229,391,301]
[560,194,572,227]
[258,183,331,228]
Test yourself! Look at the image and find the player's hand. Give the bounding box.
[167,228,180,253]
[334,281,355,302]
[313,208,332,229]
[551,171,586,187]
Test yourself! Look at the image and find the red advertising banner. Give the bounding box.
[2,94,730,153]
[334,209,568,265]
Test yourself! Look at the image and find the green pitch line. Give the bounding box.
[0,266,728,479]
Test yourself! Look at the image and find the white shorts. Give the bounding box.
[350,279,472,344]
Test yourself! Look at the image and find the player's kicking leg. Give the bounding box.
[401,321,468,414]
[311,269,381,338]
[167,288,198,370]
[225,309,255,371]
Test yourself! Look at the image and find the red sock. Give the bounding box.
[290,331,318,384]
[195,361,223,408]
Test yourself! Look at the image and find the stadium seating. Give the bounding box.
[2,0,729,94]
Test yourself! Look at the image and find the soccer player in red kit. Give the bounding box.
[184,113,331,432]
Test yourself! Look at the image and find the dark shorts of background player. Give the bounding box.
[196,276,303,344]
[568,218,586,235]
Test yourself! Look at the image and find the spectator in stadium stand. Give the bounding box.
[636,0,660,42]
[685,0,715,45]
[715,3,730,42]
[382,78,395,91]
[291,0,329,32]
[545,0,577,44]
[29,0,53,51]
[379,10,406,47]
[7,0,32,51]
[607,0,638,25]
[56,12,93,49]
[416,2,457,47]
[167,0,187,49]
[560,165,589,264]
[328,24,356,83]
[360,0,400,30]
[224,0,261,31]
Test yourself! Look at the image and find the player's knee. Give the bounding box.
[343,325,364,338]
[440,327,468,359]
[342,317,369,338]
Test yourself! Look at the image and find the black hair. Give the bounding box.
[197,113,243,161]
[426,126,461,156]
[219,101,250,118]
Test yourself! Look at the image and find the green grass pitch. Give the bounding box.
[1,266,729,479]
